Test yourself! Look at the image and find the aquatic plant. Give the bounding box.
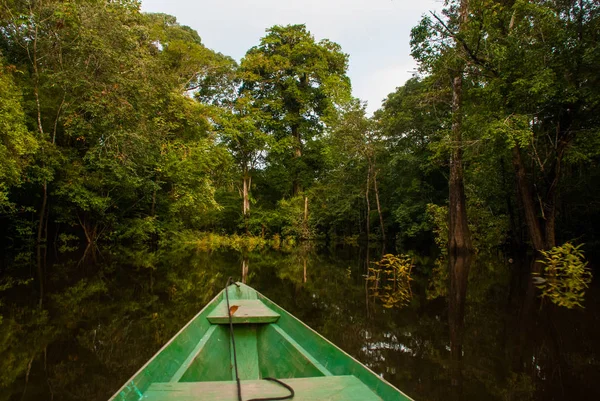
[367,254,414,308]
[534,242,592,309]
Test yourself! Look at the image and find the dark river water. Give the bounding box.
[0,243,599,401]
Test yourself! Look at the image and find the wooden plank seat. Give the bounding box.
[207,299,280,324]
[144,375,383,401]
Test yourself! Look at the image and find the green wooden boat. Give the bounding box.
[109,282,413,401]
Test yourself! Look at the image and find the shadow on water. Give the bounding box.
[0,244,599,400]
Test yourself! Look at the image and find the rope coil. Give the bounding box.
[225,277,295,401]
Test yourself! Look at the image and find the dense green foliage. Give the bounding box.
[1,2,599,398]
[534,242,592,308]
[408,0,600,254]
[0,0,598,260]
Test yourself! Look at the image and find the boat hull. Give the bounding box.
[109,283,413,400]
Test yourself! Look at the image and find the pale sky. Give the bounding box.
[141,0,443,114]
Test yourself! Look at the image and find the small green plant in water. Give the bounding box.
[534,242,592,309]
[367,254,414,308]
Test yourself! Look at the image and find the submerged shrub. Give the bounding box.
[367,254,414,308]
[534,242,592,309]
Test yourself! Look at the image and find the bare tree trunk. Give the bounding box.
[512,145,545,251]
[303,259,307,283]
[544,198,556,250]
[242,174,250,216]
[79,217,91,244]
[21,355,35,401]
[373,169,386,242]
[448,74,472,253]
[37,182,47,244]
[242,169,251,234]
[447,12,473,385]
[77,214,97,244]
[364,245,371,318]
[303,195,309,238]
[291,74,309,196]
[241,255,249,284]
[365,163,371,240]
[448,0,473,255]
[304,195,308,223]
[29,14,48,247]
[542,130,569,249]
[292,124,302,196]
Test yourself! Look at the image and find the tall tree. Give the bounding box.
[484,0,600,251]
[411,1,475,255]
[216,96,269,227]
[418,0,600,251]
[447,0,473,255]
[240,24,351,197]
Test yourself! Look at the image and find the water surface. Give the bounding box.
[0,244,598,400]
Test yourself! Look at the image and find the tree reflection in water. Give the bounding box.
[0,244,598,401]
[448,251,472,398]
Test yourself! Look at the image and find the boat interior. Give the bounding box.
[113,284,399,400]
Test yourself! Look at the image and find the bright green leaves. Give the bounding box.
[309,101,377,238]
[375,77,449,244]
[0,63,37,211]
[486,114,532,150]
[407,0,600,256]
[160,139,225,227]
[426,204,449,251]
[241,22,352,120]
[217,96,269,172]
[367,254,414,309]
[534,243,593,309]
[0,1,235,243]
[240,24,351,195]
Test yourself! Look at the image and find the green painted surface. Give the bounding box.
[144,376,382,401]
[224,283,258,301]
[179,325,231,382]
[207,299,280,324]
[108,283,413,401]
[229,325,260,380]
[257,324,331,378]
[169,325,218,382]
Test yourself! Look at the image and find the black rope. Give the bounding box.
[247,378,295,401]
[225,277,294,401]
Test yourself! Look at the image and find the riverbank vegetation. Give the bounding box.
[1,2,600,398]
[1,0,599,262]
